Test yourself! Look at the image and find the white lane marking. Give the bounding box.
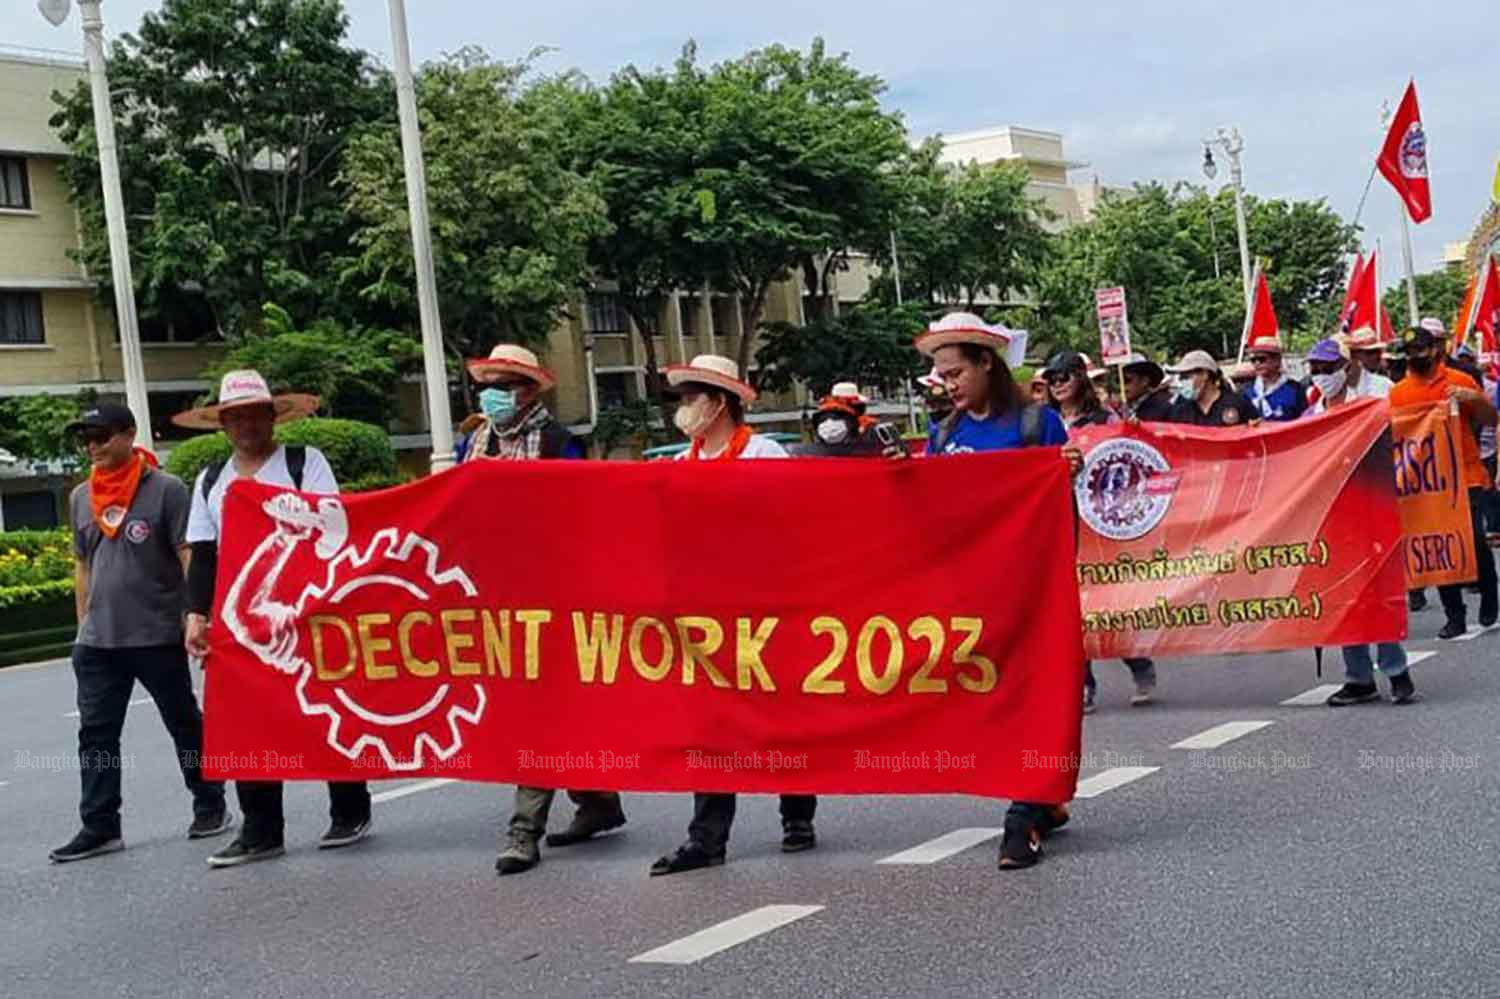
[1171,720,1273,750]
[1281,684,1342,706]
[1073,766,1160,798]
[0,781,10,788]
[1453,625,1499,642]
[62,697,151,719]
[1408,651,1436,665]
[629,905,823,965]
[2,657,71,675]
[876,827,1001,865]
[370,778,456,804]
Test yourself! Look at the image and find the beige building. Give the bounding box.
[0,49,227,528]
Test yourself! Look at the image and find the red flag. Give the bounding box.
[1377,80,1432,223]
[1244,266,1280,352]
[1472,257,1500,361]
[1344,250,1396,345]
[1338,253,1366,333]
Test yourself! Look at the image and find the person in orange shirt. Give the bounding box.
[1390,324,1499,639]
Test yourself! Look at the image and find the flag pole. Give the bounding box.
[1237,259,1262,364]
[1398,207,1421,327]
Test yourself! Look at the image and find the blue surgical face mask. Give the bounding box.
[479,387,518,422]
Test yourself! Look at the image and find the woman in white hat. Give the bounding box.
[649,355,818,876]
[459,345,583,462]
[464,344,626,876]
[1165,350,1258,428]
[913,314,1078,871]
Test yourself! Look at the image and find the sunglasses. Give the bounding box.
[1248,354,1275,364]
[1043,371,1074,386]
[77,429,116,446]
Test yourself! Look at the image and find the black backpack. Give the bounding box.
[932,403,1046,455]
[201,445,307,500]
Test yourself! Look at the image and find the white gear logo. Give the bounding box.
[222,492,486,771]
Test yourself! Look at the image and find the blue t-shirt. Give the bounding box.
[927,407,1068,455]
[1245,377,1306,422]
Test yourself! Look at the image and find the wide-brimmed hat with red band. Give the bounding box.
[171,370,320,430]
[914,312,1028,369]
[465,344,558,391]
[665,354,757,403]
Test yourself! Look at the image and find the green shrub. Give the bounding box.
[0,534,74,587]
[0,578,74,611]
[0,529,71,559]
[164,418,399,487]
[343,472,410,494]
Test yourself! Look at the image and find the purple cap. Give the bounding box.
[1305,338,1347,363]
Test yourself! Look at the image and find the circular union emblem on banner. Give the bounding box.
[1075,438,1174,541]
[1400,123,1428,179]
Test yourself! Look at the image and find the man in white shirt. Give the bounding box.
[174,370,372,867]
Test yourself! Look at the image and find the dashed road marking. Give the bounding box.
[1171,720,1273,750]
[62,697,151,719]
[629,905,823,965]
[1281,684,1342,706]
[876,827,1001,865]
[1408,651,1437,665]
[1073,766,1160,798]
[370,778,457,804]
[1452,624,1499,642]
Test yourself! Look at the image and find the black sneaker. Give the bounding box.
[649,841,725,876]
[206,837,285,868]
[1408,590,1428,612]
[319,816,372,849]
[1036,804,1071,837]
[188,809,234,840]
[49,829,123,864]
[1390,673,1422,705]
[544,809,626,847]
[781,821,817,853]
[997,816,1042,870]
[1437,620,1467,640]
[1326,682,1380,707]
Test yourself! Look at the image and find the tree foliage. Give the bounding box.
[1382,266,1470,335]
[50,0,392,337]
[200,304,421,427]
[0,395,89,465]
[755,302,929,398]
[1033,184,1355,360]
[341,48,609,359]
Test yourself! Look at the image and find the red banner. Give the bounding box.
[1074,399,1406,659]
[1390,401,1477,589]
[203,450,1085,803]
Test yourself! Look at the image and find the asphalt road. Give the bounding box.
[3,601,1497,999]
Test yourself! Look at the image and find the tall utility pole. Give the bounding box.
[1203,127,1253,315]
[39,0,154,448]
[386,0,455,473]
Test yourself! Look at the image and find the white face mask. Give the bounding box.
[1174,379,1199,402]
[816,419,852,445]
[1312,369,1347,400]
[673,396,721,439]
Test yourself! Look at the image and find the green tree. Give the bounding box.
[686,39,910,376]
[755,301,929,398]
[0,395,88,464]
[50,0,392,337]
[1034,184,1355,360]
[870,140,1055,310]
[341,48,609,361]
[1382,266,1470,335]
[199,304,421,427]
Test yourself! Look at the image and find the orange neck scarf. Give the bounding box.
[90,448,159,538]
[688,424,753,462]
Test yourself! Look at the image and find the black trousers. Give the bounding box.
[1438,486,1498,626]
[688,793,815,852]
[72,643,225,837]
[237,780,371,846]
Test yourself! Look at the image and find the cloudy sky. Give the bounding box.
[13,0,1497,287]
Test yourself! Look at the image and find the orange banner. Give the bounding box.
[1390,401,1477,589]
[1073,399,1407,659]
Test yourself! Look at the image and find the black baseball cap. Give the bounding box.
[1042,351,1088,377]
[65,402,136,436]
[1402,327,1440,352]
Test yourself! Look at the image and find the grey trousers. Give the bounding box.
[509,786,623,839]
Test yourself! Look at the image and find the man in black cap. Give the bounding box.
[49,404,231,863]
[1119,353,1174,422]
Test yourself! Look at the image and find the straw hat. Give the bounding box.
[1166,350,1222,376]
[829,381,869,404]
[664,354,757,402]
[1245,334,1284,355]
[914,312,1028,368]
[171,370,320,430]
[465,344,558,391]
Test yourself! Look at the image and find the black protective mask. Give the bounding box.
[1408,355,1435,376]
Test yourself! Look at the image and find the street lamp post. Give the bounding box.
[39,0,153,450]
[385,0,455,473]
[1203,127,1253,317]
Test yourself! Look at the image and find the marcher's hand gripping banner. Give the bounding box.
[203,451,1085,802]
[1073,399,1407,659]
[1389,401,1478,589]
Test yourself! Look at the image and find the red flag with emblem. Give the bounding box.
[1243,266,1280,353]
[1377,80,1432,224]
